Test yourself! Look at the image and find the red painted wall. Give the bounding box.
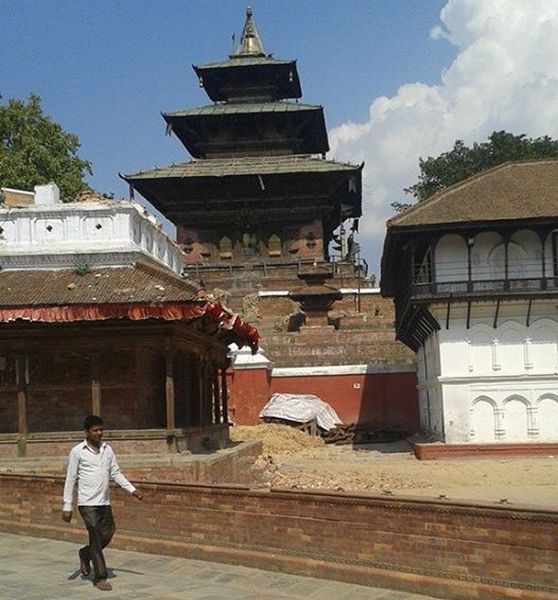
[228,368,419,431]
[227,368,272,426]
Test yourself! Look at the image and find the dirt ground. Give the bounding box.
[230,424,558,509]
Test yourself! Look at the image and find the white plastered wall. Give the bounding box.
[417,300,558,443]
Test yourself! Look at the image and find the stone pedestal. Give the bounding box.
[288,268,342,331]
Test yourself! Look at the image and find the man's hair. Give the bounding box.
[83,415,103,430]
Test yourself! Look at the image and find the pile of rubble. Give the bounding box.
[322,424,410,445]
[229,423,325,454]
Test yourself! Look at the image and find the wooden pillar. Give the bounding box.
[90,354,101,417]
[183,353,192,427]
[213,367,221,424]
[165,350,175,431]
[429,238,437,291]
[221,367,229,424]
[467,234,473,292]
[15,355,28,458]
[197,358,204,427]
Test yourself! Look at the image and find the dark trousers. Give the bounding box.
[78,505,116,581]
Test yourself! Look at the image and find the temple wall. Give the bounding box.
[417,301,558,443]
[1,473,557,599]
[228,363,418,430]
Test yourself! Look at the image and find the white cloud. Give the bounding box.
[330,0,558,275]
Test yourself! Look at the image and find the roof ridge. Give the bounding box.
[134,259,201,293]
[122,154,362,179]
[387,158,558,229]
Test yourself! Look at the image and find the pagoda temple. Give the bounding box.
[123,8,362,269]
[123,9,417,431]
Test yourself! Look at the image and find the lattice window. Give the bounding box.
[219,236,233,259]
[268,234,281,257]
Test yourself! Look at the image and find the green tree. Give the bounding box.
[399,130,558,209]
[0,94,92,202]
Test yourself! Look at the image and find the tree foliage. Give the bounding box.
[402,130,558,207]
[0,94,92,202]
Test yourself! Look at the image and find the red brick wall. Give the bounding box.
[271,371,418,430]
[1,473,556,599]
[228,368,419,430]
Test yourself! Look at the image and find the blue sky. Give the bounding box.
[3,1,558,273]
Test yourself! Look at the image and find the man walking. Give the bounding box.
[62,415,142,591]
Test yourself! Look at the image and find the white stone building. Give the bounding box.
[0,183,184,273]
[381,160,558,444]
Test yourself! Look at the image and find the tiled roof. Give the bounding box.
[195,56,294,70]
[389,160,558,228]
[0,262,200,306]
[124,155,361,181]
[163,102,321,118]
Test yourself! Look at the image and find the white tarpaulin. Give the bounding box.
[259,393,343,431]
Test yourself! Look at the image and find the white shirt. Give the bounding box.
[63,440,136,512]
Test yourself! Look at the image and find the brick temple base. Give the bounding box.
[1,473,556,600]
[413,442,558,460]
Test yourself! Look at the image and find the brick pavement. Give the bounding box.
[0,532,440,600]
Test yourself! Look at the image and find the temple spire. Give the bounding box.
[233,7,266,57]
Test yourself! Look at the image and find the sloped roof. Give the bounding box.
[0,262,200,305]
[195,56,294,69]
[0,262,260,349]
[388,160,558,229]
[163,102,321,118]
[123,155,361,181]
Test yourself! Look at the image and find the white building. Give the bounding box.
[381,160,558,444]
[0,183,184,273]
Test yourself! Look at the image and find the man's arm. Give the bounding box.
[61,448,79,521]
[109,450,142,500]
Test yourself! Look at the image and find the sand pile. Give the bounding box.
[229,423,325,454]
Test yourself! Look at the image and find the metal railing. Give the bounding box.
[413,276,558,298]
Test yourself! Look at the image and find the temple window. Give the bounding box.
[268,234,281,257]
[242,232,258,257]
[219,236,233,260]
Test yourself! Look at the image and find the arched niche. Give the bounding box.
[498,321,525,373]
[529,318,558,373]
[470,231,503,280]
[268,233,282,257]
[435,234,467,283]
[537,394,558,441]
[510,229,542,278]
[218,236,233,260]
[468,324,493,374]
[469,396,496,442]
[503,395,529,441]
[543,229,558,277]
[487,241,527,279]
